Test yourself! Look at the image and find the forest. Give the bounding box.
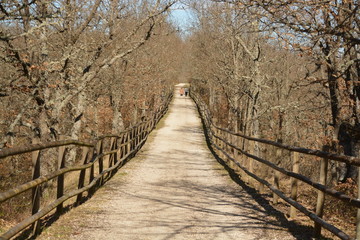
[0,0,359,238]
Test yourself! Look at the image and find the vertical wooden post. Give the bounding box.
[88,148,95,196]
[56,137,66,215]
[97,140,103,174]
[31,138,41,236]
[137,125,141,146]
[228,132,234,169]
[113,138,118,165]
[225,131,230,163]
[217,129,223,159]
[219,130,224,160]
[273,147,281,204]
[154,112,158,126]
[243,140,249,184]
[130,128,134,151]
[257,140,265,193]
[139,123,143,141]
[132,127,136,150]
[147,121,151,137]
[122,143,126,159]
[129,129,132,151]
[235,136,243,179]
[214,127,218,153]
[314,156,328,238]
[231,130,238,167]
[248,140,255,187]
[356,166,360,240]
[121,134,126,156]
[126,132,131,154]
[108,138,116,168]
[143,122,147,139]
[119,135,125,159]
[289,151,299,219]
[141,124,145,141]
[227,132,233,166]
[116,141,122,165]
[76,147,90,204]
[210,124,215,146]
[221,130,225,160]
[134,126,138,148]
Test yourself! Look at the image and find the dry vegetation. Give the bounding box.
[0,0,359,238]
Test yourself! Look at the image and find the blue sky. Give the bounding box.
[168,2,196,34]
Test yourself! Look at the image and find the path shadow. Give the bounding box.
[12,140,148,240]
[195,109,314,240]
[112,179,300,240]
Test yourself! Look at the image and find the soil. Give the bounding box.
[37,86,313,240]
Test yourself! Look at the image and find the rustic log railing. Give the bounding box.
[0,94,172,240]
[191,92,359,240]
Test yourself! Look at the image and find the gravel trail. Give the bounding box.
[38,87,303,240]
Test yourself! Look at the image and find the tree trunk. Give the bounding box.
[112,104,125,132]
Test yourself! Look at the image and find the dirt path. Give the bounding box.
[38,86,306,240]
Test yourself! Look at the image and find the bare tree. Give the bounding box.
[0,0,176,148]
[212,0,360,180]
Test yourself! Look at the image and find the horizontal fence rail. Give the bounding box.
[0,94,172,240]
[191,92,357,240]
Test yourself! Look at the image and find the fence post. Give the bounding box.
[119,135,125,159]
[233,126,244,179]
[97,139,104,175]
[141,123,146,141]
[217,129,223,159]
[134,126,138,148]
[31,138,41,236]
[88,147,95,196]
[273,146,281,204]
[219,130,225,161]
[248,140,255,187]
[108,137,116,168]
[138,125,142,146]
[132,127,136,150]
[221,130,226,160]
[126,132,131,155]
[56,136,66,215]
[243,140,249,184]
[76,147,90,204]
[143,122,147,139]
[257,140,265,194]
[209,122,215,145]
[147,121,152,137]
[139,123,143,141]
[113,137,118,165]
[108,137,117,178]
[314,155,329,238]
[228,131,235,169]
[227,132,233,167]
[214,127,219,153]
[289,151,299,219]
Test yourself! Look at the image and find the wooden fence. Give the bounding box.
[191,92,360,240]
[0,95,172,240]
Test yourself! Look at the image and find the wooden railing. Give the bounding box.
[191,92,359,240]
[0,94,172,240]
